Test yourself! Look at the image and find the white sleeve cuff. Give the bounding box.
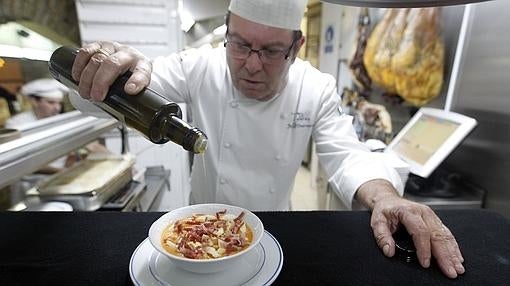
[328,152,405,210]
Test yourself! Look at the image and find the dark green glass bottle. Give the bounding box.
[49,46,207,154]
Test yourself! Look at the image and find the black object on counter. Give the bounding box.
[48,46,207,154]
[394,225,417,263]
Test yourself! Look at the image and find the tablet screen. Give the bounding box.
[386,108,477,178]
[392,114,460,165]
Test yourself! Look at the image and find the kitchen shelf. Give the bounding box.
[0,110,119,189]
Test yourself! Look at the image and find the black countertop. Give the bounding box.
[0,209,509,285]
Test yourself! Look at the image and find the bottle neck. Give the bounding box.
[161,116,208,154]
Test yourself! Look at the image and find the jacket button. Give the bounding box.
[223,142,231,148]
[230,101,239,108]
[219,178,227,184]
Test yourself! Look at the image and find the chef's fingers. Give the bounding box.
[72,42,101,82]
[72,41,118,101]
[371,212,396,257]
[73,42,115,82]
[124,56,152,95]
[90,48,135,101]
[423,212,465,278]
[78,50,107,100]
[431,224,465,278]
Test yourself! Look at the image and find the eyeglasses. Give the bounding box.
[224,35,296,65]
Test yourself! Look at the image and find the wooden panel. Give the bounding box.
[0,98,10,126]
[0,83,22,95]
[0,59,23,82]
[305,3,321,68]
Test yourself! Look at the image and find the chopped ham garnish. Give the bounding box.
[162,210,250,259]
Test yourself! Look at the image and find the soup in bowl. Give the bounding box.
[148,204,264,273]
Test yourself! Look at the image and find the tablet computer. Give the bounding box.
[385,108,477,178]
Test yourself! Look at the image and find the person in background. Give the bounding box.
[5,78,68,173]
[70,0,464,278]
[5,78,65,129]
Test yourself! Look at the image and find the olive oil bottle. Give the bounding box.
[49,46,207,154]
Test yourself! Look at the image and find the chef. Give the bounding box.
[70,0,465,278]
[5,78,66,129]
[5,78,68,173]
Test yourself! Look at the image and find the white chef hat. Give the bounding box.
[20,78,68,100]
[228,0,307,30]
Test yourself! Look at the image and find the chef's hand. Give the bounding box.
[356,179,465,279]
[71,41,152,102]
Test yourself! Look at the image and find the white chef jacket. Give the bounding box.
[147,47,403,211]
[4,111,38,129]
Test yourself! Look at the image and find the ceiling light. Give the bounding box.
[0,22,60,61]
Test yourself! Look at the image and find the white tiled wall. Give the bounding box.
[75,0,183,59]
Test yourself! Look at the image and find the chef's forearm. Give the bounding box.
[355,179,400,210]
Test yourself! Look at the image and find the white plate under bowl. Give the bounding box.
[130,230,283,286]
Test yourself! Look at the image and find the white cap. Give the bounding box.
[20,78,68,100]
[229,0,307,30]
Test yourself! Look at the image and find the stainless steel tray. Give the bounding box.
[26,154,134,211]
